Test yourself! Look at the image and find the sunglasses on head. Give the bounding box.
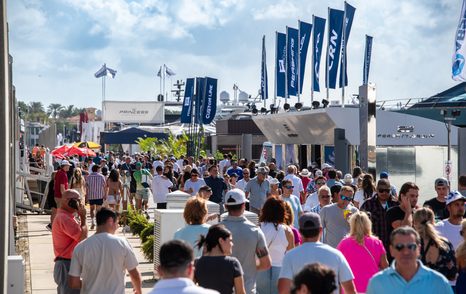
[341,195,353,201]
[394,243,417,252]
[378,188,390,193]
[284,185,294,189]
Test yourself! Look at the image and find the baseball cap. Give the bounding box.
[314,169,323,177]
[380,172,389,179]
[322,163,332,169]
[269,178,279,185]
[62,189,81,199]
[224,189,246,206]
[299,212,322,231]
[257,167,268,175]
[135,162,142,168]
[446,190,466,206]
[435,177,449,187]
[61,160,71,166]
[344,173,353,184]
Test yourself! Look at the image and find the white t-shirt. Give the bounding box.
[236,178,249,191]
[303,192,319,212]
[218,159,230,177]
[354,190,376,208]
[284,174,304,197]
[436,219,463,250]
[184,178,206,196]
[152,175,173,203]
[279,242,354,294]
[69,233,139,294]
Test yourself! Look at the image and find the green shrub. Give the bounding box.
[129,212,148,236]
[141,235,154,262]
[140,222,154,243]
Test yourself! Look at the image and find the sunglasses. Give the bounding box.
[284,186,294,189]
[191,174,198,176]
[378,188,390,193]
[320,195,331,198]
[341,195,353,201]
[316,181,326,185]
[394,243,417,252]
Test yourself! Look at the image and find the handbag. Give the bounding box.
[361,241,378,268]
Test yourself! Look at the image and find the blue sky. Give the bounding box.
[7,0,462,109]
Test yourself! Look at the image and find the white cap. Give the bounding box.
[446,190,466,206]
[224,189,246,206]
[322,163,332,169]
[344,173,353,184]
[269,178,280,185]
[315,169,323,177]
[61,160,71,166]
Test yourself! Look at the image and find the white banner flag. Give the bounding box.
[453,0,466,81]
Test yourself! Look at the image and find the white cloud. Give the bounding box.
[253,1,298,20]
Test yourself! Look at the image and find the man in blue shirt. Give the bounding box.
[204,165,227,205]
[367,226,452,294]
[226,160,243,180]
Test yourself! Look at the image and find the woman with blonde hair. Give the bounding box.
[337,211,388,293]
[413,207,457,281]
[173,196,210,257]
[456,219,466,292]
[70,167,86,200]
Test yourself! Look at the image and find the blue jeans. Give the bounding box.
[256,266,281,294]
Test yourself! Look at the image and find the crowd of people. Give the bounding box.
[43,149,466,293]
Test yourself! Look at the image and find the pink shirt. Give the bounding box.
[337,235,386,293]
[52,209,82,259]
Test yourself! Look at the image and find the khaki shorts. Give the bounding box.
[135,189,150,201]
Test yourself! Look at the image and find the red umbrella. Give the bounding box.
[65,146,96,157]
[51,145,70,157]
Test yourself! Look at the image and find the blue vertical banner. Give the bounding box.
[261,35,269,100]
[363,35,373,85]
[298,20,312,94]
[201,77,217,124]
[286,26,299,97]
[453,0,466,81]
[326,8,344,89]
[312,16,326,92]
[339,2,356,88]
[195,77,205,124]
[275,32,287,97]
[180,78,195,123]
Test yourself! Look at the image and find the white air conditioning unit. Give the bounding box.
[220,210,259,226]
[8,255,24,294]
[166,190,191,209]
[153,209,186,277]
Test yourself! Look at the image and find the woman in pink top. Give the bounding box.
[337,211,389,293]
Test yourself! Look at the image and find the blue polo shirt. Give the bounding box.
[204,176,227,204]
[366,261,453,294]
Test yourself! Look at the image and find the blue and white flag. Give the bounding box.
[275,32,287,97]
[201,77,217,124]
[181,78,195,123]
[286,26,299,97]
[94,64,117,78]
[312,16,326,92]
[326,8,344,89]
[453,0,466,81]
[363,35,373,85]
[165,65,176,76]
[298,20,312,94]
[261,35,269,100]
[339,2,356,87]
[195,77,205,124]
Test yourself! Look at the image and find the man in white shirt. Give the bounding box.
[152,166,173,209]
[284,165,304,200]
[218,154,231,178]
[152,155,164,171]
[236,168,251,191]
[436,190,465,250]
[69,208,142,294]
[149,240,218,294]
[183,169,206,196]
[278,212,356,294]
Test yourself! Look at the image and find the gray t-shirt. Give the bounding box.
[221,215,269,294]
[245,178,270,210]
[320,203,358,248]
[279,242,354,294]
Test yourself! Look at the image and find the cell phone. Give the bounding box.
[68,198,79,210]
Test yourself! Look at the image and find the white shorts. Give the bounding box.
[107,195,119,205]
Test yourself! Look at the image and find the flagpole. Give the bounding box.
[285,26,289,105]
[274,31,278,108]
[311,16,315,103]
[159,66,162,97]
[341,4,347,108]
[163,64,166,102]
[297,21,301,104]
[262,35,266,109]
[326,8,330,101]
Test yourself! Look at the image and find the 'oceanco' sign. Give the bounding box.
[453,0,466,81]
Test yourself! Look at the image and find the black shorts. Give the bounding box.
[88,199,104,206]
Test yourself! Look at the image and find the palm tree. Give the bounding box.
[27,101,47,122]
[47,103,64,120]
[18,101,28,118]
[59,105,77,119]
